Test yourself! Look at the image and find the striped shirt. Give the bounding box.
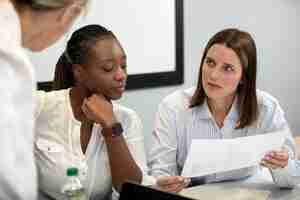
[148,87,300,187]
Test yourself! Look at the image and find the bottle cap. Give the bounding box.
[66,167,78,177]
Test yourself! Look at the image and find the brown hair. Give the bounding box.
[190,28,258,129]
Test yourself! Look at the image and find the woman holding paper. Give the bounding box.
[148,28,299,192]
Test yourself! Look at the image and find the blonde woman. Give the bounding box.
[0,0,88,199]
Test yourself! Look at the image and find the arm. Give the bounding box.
[0,57,37,199]
[103,134,142,191]
[148,101,179,177]
[109,107,156,200]
[81,94,142,191]
[147,101,189,192]
[259,98,300,188]
[262,128,300,188]
[108,106,155,200]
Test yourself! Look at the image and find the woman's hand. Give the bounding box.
[81,94,117,128]
[155,176,190,193]
[260,148,289,169]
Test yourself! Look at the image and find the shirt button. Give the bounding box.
[79,163,88,180]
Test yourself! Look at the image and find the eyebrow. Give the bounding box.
[100,55,127,62]
[206,56,235,68]
[205,56,215,63]
[223,63,235,68]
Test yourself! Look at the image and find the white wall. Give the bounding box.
[30,0,300,151]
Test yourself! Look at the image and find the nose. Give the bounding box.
[115,66,127,81]
[209,67,220,80]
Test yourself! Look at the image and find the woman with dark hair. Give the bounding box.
[35,25,153,200]
[148,28,299,192]
[0,0,87,199]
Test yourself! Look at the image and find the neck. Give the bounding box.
[207,95,235,122]
[69,86,92,122]
[17,5,54,51]
[15,6,34,49]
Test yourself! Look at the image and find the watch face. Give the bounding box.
[112,122,123,137]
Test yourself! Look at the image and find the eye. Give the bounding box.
[205,58,215,67]
[223,65,234,72]
[121,64,127,71]
[102,64,114,72]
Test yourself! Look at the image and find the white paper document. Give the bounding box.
[181,129,289,177]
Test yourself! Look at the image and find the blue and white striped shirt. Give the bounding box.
[148,87,300,187]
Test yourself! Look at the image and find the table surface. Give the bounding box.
[181,168,300,200]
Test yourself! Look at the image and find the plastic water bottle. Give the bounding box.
[61,167,87,200]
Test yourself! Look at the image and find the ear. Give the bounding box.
[73,64,86,84]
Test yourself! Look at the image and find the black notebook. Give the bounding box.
[119,182,197,200]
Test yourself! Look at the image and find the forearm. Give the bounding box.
[105,135,142,191]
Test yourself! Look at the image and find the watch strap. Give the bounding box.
[102,122,123,138]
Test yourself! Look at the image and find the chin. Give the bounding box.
[28,45,46,52]
[206,94,223,101]
[110,94,123,100]
[204,89,224,100]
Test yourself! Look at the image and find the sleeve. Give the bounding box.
[0,56,37,199]
[147,101,179,178]
[260,98,300,188]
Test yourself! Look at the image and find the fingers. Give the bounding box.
[88,93,111,104]
[260,160,278,169]
[81,98,92,118]
[261,158,286,169]
[272,150,289,161]
[156,176,189,193]
[81,94,115,125]
[157,176,183,186]
[261,149,289,169]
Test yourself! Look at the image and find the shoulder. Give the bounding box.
[35,89,69,118]
[254,90,289,132]
[257,89,282,114]
[35,89,68,105]
[256,89,286,128]
[0,3,33,81]
[0,2,22,55]
[160,87,196,113]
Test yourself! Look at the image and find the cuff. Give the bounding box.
[141,173,157,186]
[270,158,296,188]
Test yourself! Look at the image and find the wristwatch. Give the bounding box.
[102,122,123,138]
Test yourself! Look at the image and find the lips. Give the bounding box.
[115,85,126,92]
[207,82,222,88]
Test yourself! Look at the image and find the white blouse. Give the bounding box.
[35,89,154,200]
[148,87,300,188]
[0,1,37,199]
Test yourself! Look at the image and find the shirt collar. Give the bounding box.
[195,96,239,121]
